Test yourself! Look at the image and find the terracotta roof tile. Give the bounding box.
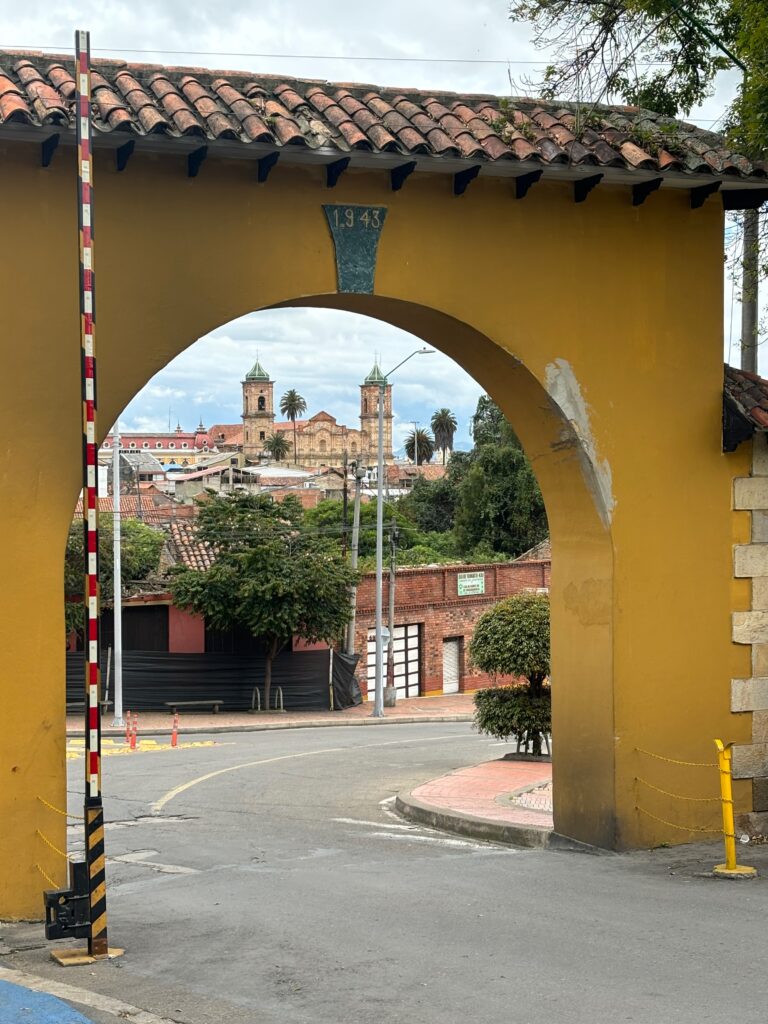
[725,365,768,430]
[169,519,216,571]
[0,50,764,184]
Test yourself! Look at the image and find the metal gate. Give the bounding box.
[367,623,421,699]
[442,638,461,694]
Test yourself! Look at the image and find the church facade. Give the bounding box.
[239,358,394,468]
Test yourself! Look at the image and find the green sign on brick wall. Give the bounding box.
[323,204,388,294]
[457,571,486,597]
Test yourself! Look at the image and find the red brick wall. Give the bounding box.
[354,560,549,698]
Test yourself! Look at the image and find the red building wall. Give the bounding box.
[353,560,550,698]
[168,604,205,653]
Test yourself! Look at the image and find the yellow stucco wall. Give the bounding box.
[0,139,752,917]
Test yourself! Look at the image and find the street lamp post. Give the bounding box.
[373,347,434,718]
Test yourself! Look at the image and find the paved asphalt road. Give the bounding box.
[5,722,768,1024]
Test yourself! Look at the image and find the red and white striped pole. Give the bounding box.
[76,28,109,959]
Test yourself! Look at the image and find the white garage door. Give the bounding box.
[366,623,421,699]
[442,638,461,694]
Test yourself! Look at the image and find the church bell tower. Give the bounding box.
[360,361,393,464]
[242,358,274,459]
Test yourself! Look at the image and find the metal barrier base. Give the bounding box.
[51,947,125,967]
[713,863,757,879]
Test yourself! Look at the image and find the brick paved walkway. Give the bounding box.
[410,757,553,831]
[66,692,475,736]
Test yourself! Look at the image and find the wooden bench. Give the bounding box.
[164,700,224,715]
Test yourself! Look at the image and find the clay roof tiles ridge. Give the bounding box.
[0,50,764,184]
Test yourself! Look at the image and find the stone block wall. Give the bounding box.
[732,432,768,833]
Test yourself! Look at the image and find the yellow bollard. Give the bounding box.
[713,740,757,879]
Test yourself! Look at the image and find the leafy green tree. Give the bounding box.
[398,475,460,534]
[305,498,422,558]
[65,515,164,634]
[171,493,357,709]
[404,427,435,464]
[471,592,551,753]
[263,431,291,462]
[431,408,458,464]
[453,441,548,558]
[279,389,307,463]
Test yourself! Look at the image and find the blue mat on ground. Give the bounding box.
[0,979,94,1023]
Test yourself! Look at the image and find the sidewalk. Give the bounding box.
[65,693,475,737]
[397,756,554,847]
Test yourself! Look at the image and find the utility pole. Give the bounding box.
[374,384,385,718]
[741,209,760,374]
[385,518,399,706]
[341,450,349,557]
[413,421,419,466]
[345,461,366,656]
[111,429,124,729]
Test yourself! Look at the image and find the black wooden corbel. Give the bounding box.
[632,177,663,206]
[326,158,350,188]
[391,161,416,192]
[187,146,208,178]
[115,140,135,173]
[41,133,60,168]
[257,151,279,183]
[690,180,720,209]
[453,165,481,196]
[574,173,603,204]
[515,169,543,199]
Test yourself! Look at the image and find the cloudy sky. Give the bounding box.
[1,3,756,451]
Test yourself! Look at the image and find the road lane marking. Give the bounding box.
[0,965,183,1024]
[332,817,417,830]
[151,732,475,813]
[109,849,199,874]
[362,831,493,849]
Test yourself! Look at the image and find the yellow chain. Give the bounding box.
[36,829,71,862]
[37,795,83,820]
[636,805,728,835]
[34,862,60,888]
[636,748,717,768]
[635,777,721,802]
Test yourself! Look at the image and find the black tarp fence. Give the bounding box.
[66,649,361,712]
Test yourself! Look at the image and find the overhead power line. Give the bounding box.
[0,42,679,68]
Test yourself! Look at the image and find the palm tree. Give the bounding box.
[279,389,307,464]
[263,432,291,462]
[430,411,460,468]
[404,428,435,465]
[431,408,458,465]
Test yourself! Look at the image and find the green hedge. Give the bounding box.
[473,685,551,755]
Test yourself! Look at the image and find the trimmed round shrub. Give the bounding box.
[473,685,551,755]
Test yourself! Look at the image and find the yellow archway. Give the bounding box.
[1,51,764,916]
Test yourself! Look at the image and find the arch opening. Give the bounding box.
[89,295,616,851]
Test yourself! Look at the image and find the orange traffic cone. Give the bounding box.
[130,714,138,751]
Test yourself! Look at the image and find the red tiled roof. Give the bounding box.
[725,364,768,429]
[386,463,447,483]
[169,519,215,571]
[1,51,765,184]
[209,423,243,446]
[266,487,323,509]
[74,493,196,524]
[515,539,552,562]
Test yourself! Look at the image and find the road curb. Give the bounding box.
[395,789,553,849]
[66,713,474,738]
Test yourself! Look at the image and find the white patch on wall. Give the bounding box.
[544,358,615,527]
